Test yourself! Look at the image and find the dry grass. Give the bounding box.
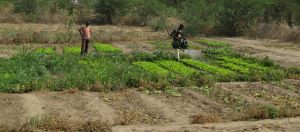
[0,23,167,44]
[2,115,112,132]
[190,113,219,124]
[248,22,300,44]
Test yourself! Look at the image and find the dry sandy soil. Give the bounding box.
[0,79,300,131]
[211,37,300,68]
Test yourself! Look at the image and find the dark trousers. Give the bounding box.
[81,39,90,54]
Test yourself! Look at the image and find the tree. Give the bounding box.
[95,0,128,24]
[214,0,265,36]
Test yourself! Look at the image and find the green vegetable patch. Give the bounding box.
[133,61,169,76]
[181,59,234,76]
[63,47,81,54]
[157,60,197,76]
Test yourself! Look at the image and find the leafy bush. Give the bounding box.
[63,47,81,54]
[261,105,279,119]
[133,61,169,76]
[34,47,56,54]
[157,60,197,76]
[93,43,121,53]
[197,39,229,47]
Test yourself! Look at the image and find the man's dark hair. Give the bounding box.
[86,22,90,26]
[178,24,184,30]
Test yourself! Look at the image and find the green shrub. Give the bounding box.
[93,43,121,53]
[157,60,197,76]
[63,47,81,54]
[261,105,279,119]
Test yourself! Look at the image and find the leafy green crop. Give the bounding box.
[63,47,81,54]
[197,39,229,47]
[215,61,249,74]
[93,43,121,53]
[133,61,169,76]
[181,59,234,76]
[157,60,197,76]
[34,47,55,54]
[219,57,267,71]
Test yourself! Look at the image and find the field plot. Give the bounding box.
[0,38,300,131]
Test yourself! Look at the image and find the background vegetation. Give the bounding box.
[0,0,300,36]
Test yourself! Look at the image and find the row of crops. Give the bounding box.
[133,58,286,82]
[133,39,288,82]
[34,43,121,54]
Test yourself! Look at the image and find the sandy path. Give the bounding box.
[211,37,300,67]
[113,116,300,132]
[20,94,45,118]
[82,92,117,124]
[137,92,190,124]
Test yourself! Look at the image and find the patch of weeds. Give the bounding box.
[190,113,219,124]
[197,39,230,48]
[239,105,278,120]
[192,86,248,111]
[270,81,296,91]
[34,47,56,54]
[21,115,112,131]
[144,89,162,95]
[148,40,172,50]
[249,90,299,107]
[165,87,182,97]
[286,67,300,79]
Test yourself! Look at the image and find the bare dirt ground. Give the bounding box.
[211,37,300,67]
[0,79,300,131]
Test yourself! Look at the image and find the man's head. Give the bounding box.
[85,22,90,27]
[178,24,184,30]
